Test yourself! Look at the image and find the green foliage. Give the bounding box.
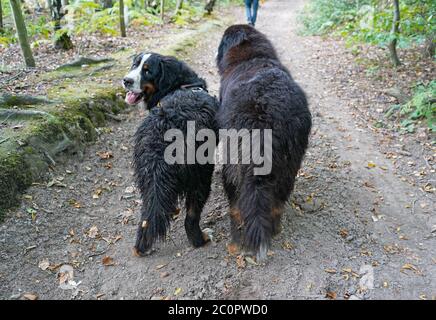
[300,0,436,49]
[299,0,366,36]
[27,16,52,40]
[400,81,436,131]
[0,1,51,47]
[0,0,234,47]
[64,1,119,36]
[172,2,204,25]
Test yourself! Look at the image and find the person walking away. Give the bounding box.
[245,0,259,26]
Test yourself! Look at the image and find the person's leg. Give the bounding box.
[244,0,253,24]
[251,0,259,25]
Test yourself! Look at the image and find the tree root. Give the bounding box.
[56,56,114,70]
[0,109,55,122]
[383,87,410,104]
[0,94,53,107]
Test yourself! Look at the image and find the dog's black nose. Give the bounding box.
[123,77,134,87]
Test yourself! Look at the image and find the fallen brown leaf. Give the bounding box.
[102,256,115,266]
[87,226,99,238]
[97,151,113,160]
[339,229,349,238]
[236,255,246,269]
[401,263,422,275]
[282,241,293,250]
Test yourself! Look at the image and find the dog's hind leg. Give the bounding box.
[184,171,213,248]
[227,206,243,256]
[222,171,243,256]
[184,194,211,248]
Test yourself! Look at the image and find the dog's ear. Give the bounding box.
[217,29,248,67]
[225,30,249,49]
[156,57,179,93]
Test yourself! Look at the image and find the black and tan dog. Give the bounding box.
[123,53,218,256]
[216,25,312,259]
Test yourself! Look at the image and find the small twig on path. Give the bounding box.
[23,245,37,254]
[40,208,54,214]
[88,250,108,258]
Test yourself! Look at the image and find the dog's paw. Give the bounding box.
[132,246,155,257]
[202,228,214,243]
[255,244,268,263]
[134,221,155,257]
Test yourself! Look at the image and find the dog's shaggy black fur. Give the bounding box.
[124,53,218,256]
[216,25,312,258]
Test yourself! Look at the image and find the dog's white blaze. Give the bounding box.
[125,53,151,92]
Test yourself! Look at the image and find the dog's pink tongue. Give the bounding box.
[126,91,140,105]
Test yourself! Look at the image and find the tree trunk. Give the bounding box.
[9,0,36,67]
[204,0,216,15]
[388,0,401,67]
[0,0,3,31]
[119,0,126,37]
[423,34,435,58]
[174,0,183,15]
[160,0,164,22]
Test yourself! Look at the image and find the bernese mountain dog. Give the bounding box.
[216,25,312,260]
[123,53,218,256]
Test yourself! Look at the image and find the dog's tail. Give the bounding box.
[238,174,274,259]
[134,156,179,253]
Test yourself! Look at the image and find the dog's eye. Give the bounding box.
[144,70,150,75]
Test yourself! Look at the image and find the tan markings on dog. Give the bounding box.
[142,220,148,228]
[230,207,243,227]
[271,206,284,218]
[227,242,241,256]
[143,82,156,95]
[143,63,149,70]
[132,247,141,257]
[171,207,181,220]
[271,206,284,237]
[202,231,211,242]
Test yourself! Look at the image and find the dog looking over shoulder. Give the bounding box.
[123,53,218,256]
[216,25,312,260]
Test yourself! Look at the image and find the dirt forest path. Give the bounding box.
[1,0,435,300]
